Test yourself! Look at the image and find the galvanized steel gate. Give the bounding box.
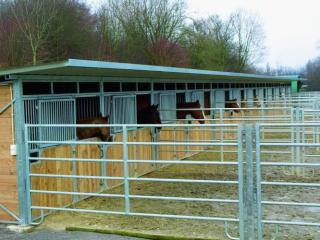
[23,122,320,239]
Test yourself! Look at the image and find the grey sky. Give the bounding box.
[87,0,320,69]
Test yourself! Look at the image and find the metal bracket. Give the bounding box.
[0,98,16,115]
[0,203,21,223]
[31,209,45,226]
[224,221,240,240]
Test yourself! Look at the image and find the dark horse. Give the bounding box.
[137,104,162,130]
[225,99,241,116]
[77,114,112,141]
[177,100,205,124]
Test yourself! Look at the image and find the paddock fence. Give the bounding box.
[17,92,320,239]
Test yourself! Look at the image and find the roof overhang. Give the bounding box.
[0,59,300,83]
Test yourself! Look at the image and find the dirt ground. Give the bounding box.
[37,142,320,240]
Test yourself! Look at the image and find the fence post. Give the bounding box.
[220,109,224,161]
[100,144,107,189]
[290,108,295,175]
[237,124,244,240]
[245,124,254,240]
[122,125,130,214]
[72,144,78,203]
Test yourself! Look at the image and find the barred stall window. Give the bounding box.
[176,92,185,105]
[204,91,211,115]
[76,96,100,122]
[38,99,76,147]
[111,95,136,132]
[159,93,176,122]
[214,90,225,108]
[232,89,241,104]
[246,88,254,107]
[24,99,39,151]
[189,91,204,107]
[267,88,273,100]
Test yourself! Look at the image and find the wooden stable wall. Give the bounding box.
[29,108,286,219]
[0,85,18,221]
[30,120,215,218]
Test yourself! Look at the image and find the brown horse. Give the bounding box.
[177,100,205,124]
[240,99,249,112]
[225,99,241,116]
[77,115,112,141]
[137,104,162,130]
[253,96,261,107]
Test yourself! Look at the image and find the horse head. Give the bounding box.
[150,104,162,130]
[253,96,261,107]
[98,115,112,141]
[137,104,162,130]
[190,100,205,124]
[226,99,240,113]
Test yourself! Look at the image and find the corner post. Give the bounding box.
[13,79,29,224]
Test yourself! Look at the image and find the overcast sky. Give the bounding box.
[87,0,320,69]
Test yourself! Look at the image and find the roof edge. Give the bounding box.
[0,58,300,82]
[0,60,69,76]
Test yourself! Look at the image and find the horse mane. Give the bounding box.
[77,115,109,124]
[177,101,200,108]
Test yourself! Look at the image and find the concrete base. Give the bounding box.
[6,224,34,233]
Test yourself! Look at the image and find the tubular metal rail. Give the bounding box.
[255,123,320,240]
[24,123,246,239]
[18,94,320,239]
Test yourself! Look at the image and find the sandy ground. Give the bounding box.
[36,143,320,240]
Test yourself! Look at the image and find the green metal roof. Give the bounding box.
[0,59,299,82]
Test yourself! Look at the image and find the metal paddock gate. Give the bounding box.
[23,120,320,240]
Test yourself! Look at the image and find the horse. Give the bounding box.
[77,114,112,142]
[225,99,241,116]
[177,100,205,124]
[137,104,162,130]
[225,99,241,112]
[240,99,249,112]
[253,96,261,107]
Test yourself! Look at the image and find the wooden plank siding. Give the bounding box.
[30,117,214,219]
[0,85,19,221]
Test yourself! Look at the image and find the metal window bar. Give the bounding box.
[38,99,76,148]
[160,93,176,123]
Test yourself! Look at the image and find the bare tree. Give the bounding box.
[11,0,57,65]
[183,15,238,71]
[103,0,187,65]
[229,9,265,72]
[96,1,124,61]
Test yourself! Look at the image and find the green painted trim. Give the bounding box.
[0,59,299,83]
[66,227,220,240]
[291,81,298,93]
